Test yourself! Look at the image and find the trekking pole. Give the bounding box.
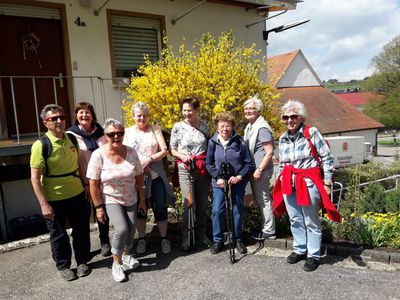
[187,168,196,249]
[224,180,235,264]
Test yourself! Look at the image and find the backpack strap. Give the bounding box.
[304,125,321,165]
[66,132,79,150]
[40,133,79,178]
[40,135,52,176]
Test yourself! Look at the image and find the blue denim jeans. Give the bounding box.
[211,181,246,243]
[283,182,322,259]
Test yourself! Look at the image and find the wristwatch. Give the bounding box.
[257,167,263,172]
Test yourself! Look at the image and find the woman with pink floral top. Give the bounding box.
[87,118,146,282]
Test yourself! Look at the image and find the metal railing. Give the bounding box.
[0,75,130,144]
[332,174,400,210]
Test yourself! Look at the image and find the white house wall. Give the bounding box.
[277,54,320,88]
[36,0,267,124]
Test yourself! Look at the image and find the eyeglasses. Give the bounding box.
[106,131,124,138]
[282,114,299,121]
[45,115,66,122]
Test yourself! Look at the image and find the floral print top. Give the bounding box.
[170,120,210,156]
[86,145,143,206]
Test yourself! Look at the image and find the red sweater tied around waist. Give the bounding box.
[172,152,207,187]
[272,165,341,223]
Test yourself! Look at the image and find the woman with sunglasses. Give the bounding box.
[87,119,146,282]
[123,102,175,255]
[67,102,111,257]
[273,100,339,272]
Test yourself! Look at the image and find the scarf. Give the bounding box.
[244,115,273,154]
[67,122,104,152]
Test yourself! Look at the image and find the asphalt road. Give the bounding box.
[0,229,399,300]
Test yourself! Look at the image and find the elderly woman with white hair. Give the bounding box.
[87,118,146,282]
[124,102,175,255]
[243,95,276,240]
[273,100,341,272]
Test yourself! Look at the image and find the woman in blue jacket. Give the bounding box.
[206,112,255,255]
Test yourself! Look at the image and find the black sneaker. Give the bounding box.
[101,243,111,257]
[286,252,307,264]
[210,242,223,254]
[77,264,91,277]
[252,231,277,241]
[59,269,77,282]
[303,258,319,272]
[236,240,247,254]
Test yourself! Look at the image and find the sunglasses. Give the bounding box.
[106,131,124,138]
[282,114,299,121]
[45,115,66,122]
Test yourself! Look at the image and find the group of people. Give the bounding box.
[30,95,339,283]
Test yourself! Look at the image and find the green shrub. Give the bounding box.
[383,187,400,212]
[243,205,261,234]
[321,217,334,243]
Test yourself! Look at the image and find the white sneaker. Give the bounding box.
[112,263,126,283]
[122,254,140,270]
[161,238,171,254]
[136,239,146,254]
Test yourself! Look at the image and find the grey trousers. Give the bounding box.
[249,173,276,234]
[178,164,210,237]
[106,203,137,255]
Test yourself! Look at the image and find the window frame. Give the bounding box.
[107,9,166,80]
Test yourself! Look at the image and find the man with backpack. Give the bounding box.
[30,104,91,281]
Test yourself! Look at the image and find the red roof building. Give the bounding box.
[335,92,383,110]
[267,49,384,148]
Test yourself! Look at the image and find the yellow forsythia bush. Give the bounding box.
[122,31,282,134]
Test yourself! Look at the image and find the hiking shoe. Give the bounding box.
[77,264,90,278]
[101,243,112,257]
[136,239,146,255]
[197,234,212,246]
[161,238,171,254]
[236,240,247,254]
[112,263,126,282]
[59,269,77,282]
[210,242,223,254]
[304,258,319,272]
[252,231,277,241]
[286,252,307,264]
[122,254,140,270]
[181,236,189,251]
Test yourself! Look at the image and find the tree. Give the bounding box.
[364,86,400,129]
[122,31,282,134]
[365,35,400,95]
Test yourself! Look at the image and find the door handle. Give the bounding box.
[58,73,64,88]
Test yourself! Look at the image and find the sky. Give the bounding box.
[265,0,400,82]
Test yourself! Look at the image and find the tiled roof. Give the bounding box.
[334,92,383,106]
[277,87,384,134]
[267,49,300,87]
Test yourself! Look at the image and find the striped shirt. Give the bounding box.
[278,123,334,181]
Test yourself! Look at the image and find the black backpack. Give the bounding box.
[40,133,79,178]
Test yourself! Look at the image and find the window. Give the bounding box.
[108,10,165,78]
